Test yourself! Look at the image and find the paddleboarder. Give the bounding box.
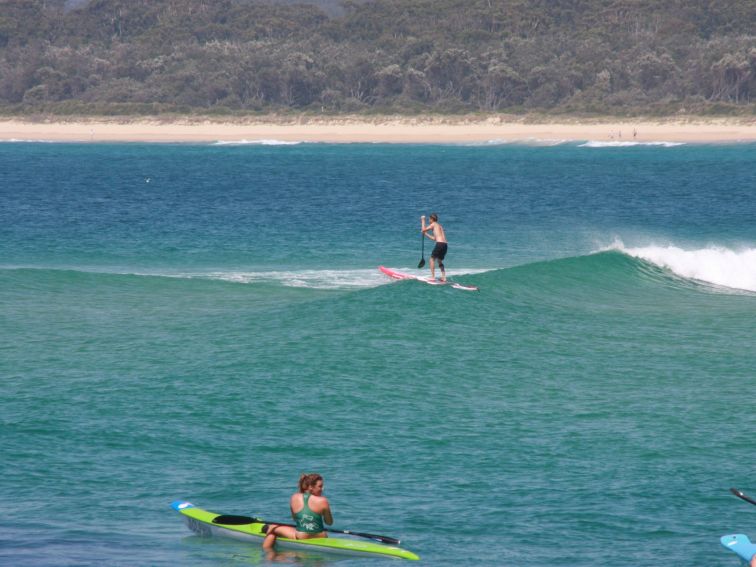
[262,473,333,552]
[421,213,447,282]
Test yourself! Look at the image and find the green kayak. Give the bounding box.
[171,501,420,560]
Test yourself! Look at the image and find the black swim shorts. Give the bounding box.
[431,242,448,261]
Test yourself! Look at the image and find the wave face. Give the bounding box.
[0,248,747,310]
[1,141,755,567]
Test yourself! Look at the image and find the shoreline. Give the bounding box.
[1,115,755,144]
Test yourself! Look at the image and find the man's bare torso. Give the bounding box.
[430,222,446,243]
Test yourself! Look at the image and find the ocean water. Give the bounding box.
[1,140,755,566]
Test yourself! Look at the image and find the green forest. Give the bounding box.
[0,0,754,116]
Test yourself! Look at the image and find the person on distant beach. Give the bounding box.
[421,213,447,281]
[262,473,333,553]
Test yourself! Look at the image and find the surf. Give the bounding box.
[608,242,756,293]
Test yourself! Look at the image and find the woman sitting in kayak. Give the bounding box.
[262,473,333,551]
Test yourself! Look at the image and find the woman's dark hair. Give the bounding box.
[299,473,323,493]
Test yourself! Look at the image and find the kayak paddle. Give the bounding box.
[322,526,400,546]
[730,487,756,506]
[212,514,401,545]
[418,230,425,269]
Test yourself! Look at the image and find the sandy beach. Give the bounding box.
[1,116,754,144]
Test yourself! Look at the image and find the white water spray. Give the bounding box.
[612,242,756,292]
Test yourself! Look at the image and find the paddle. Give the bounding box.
[212,514,400,545]
[730,487,756,506]
[418,228,426,268]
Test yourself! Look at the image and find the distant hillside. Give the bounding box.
[61,0,353,17]
[0,0,753,116]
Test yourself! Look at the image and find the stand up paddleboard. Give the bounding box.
[721,534,756,564]
[379,266,479,291]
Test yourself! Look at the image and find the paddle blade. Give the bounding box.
[418,230,425,268]
[213,514,259,525]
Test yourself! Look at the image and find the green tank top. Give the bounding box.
[294,493,325,534]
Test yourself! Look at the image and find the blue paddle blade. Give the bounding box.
[721,534,756,563]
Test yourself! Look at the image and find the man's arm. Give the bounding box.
[421,216,435,238]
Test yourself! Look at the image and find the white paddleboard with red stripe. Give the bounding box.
[379,266,479,291]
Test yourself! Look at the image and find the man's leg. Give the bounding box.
[429,257,436,280]
[439,260,446,282]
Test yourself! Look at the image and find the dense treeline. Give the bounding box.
[0,0,754,116]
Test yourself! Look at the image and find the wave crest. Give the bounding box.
[611,243,756,292]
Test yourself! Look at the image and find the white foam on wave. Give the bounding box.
[458,138,568,147]
[0,138,56,143]
[580,140,685,148]
[213,139,303,146]
[172,267,489,290]
[195,269,383,289]
[518,138,569,146]
[609,241,756,292]
[456,138,514,146]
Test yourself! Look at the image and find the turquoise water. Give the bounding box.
[1,140,755,566]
